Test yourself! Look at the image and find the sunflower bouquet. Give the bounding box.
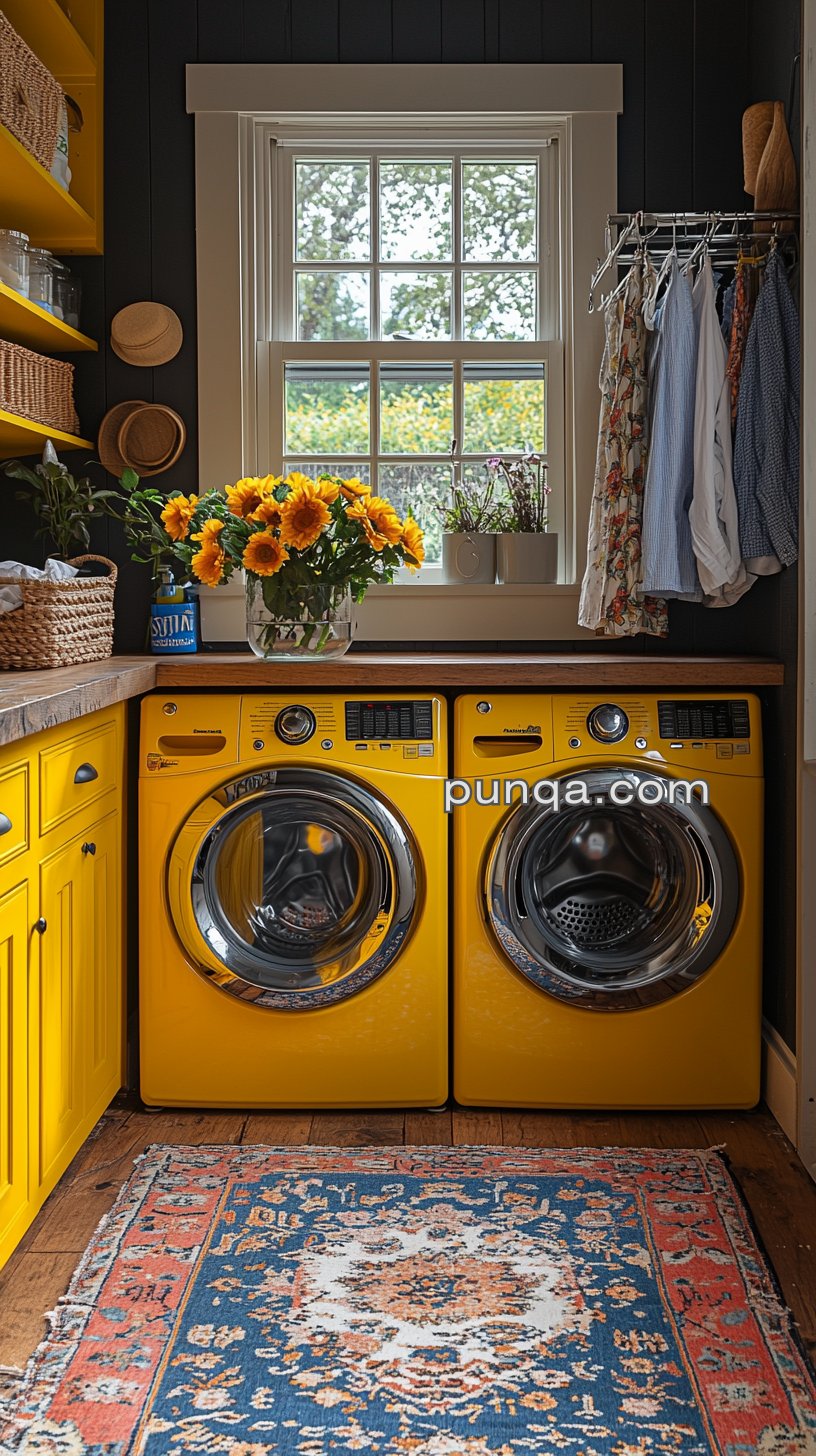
[159,471,424,657]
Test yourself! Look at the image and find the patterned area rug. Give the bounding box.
[1,1145,815,1455]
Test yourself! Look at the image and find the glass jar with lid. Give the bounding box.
[53,265,82,329]
[28,248,57,315]
[0,230,29,296]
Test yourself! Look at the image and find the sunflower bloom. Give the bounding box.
[225,476,269,518]
[314,474,341,505]
[191,518,224,545]
[347,495,403,551]
[191,539,225,588]
[339,476,371,501]
[283,470,316,495]
[280,487,331,550]
[243,531,289,576]
[401,518,425,572]
[249,497,283,528]
[161,493,199,541]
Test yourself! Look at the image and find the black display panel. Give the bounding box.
[657,699,750,740]
[345,700,433,741]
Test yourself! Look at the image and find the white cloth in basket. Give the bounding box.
[0,559,78,614]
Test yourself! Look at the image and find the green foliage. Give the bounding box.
[101,467,185,581]
[4,442,118,561]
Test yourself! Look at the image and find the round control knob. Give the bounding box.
[587,703,629,744]
[274,705,316,744]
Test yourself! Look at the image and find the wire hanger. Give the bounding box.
[588,213,641,313]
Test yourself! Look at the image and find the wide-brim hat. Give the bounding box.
[110,302,183,366]
[742,101,775,194]
[98,400,187,477]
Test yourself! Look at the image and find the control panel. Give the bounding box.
[345,700,434,742]
[658,699,750,740]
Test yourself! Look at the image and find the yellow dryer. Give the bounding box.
[453,692,763,1109]
[140,692,447,1107]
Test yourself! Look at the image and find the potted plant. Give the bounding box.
[155,470,424,659]
[488,453,557,584]
[441,449,499,585]
[4,441,118,566]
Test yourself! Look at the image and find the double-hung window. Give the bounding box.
[260,137,564,577]
[188,64,621,638]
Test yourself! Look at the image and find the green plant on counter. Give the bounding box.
[3,441,118,560]
[103,466,185,582]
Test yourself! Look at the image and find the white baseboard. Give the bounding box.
[762,1019,797,1144]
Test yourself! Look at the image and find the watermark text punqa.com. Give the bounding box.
[443,775,710,814]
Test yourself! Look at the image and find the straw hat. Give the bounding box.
[110,302,183,366]
[754,101,798,218]
[98,400,187,477]
[742,102,774,194]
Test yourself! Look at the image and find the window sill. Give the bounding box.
[359,580,587,641]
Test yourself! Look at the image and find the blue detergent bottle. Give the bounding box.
[150,567,199,653]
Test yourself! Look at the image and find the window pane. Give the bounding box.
[295,161,370,261]
[378,462,451,566]
[380,272,452,341]
[463,271,537,340]
[285,363,369,456]
[463,362,546,454]
[462,162,537,261]
[284,461,371,484]
[296,272,370,340]
[380,363,453,455]
[379,162,452,261]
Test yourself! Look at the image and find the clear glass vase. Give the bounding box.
[245,575,354,660]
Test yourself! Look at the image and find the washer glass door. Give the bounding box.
[486,768,739,1009]
[169,768,418,1008]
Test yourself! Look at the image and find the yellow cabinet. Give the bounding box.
[0,876,31,1265]
[0,704,125,1270]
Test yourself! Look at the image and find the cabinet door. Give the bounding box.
[0,877,29,1265]
[35,837,84,1197]
[83,810,124,1113]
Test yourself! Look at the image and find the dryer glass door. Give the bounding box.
[486,768,739,1009]
[170,768,418,1008]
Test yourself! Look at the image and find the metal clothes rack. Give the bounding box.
[588,210,800,313]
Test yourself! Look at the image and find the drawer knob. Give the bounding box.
[81,841,96,856]
[33,917,47,935]
[74,762,99,785]
[0,812,11,836]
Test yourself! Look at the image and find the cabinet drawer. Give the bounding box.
[0,759,28,869]
[39,717,119,838]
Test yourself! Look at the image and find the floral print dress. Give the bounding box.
[578,254,668,637]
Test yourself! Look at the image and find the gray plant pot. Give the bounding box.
[442,532,496,584]
[497,531,559,584]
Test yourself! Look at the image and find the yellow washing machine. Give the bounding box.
[140,692,447,1107]
[453,692,763,1108]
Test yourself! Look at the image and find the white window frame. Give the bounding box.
[186,63,621,641]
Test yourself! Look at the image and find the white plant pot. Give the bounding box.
[442,532,496,585]
[497,531,558,584]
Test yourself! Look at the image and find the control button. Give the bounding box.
[162,702,177,715]
[418,744,434,756]
[568,736,581,749]
[634,736,647,750]
[355,743,368,751]
[691,741,703,748]
[670,741,683,749]
[587,703,630,744]
[379,743,392,750]
[275,705,316,744]
[321,738,333,750]
[476,701,492,714]
[253,738,265,751]
[404,745,418,757]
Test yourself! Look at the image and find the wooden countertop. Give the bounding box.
[0,652,785,747]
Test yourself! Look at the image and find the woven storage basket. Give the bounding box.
[0,556,117,670]
[0,11,63,172]
[0,340,79,434]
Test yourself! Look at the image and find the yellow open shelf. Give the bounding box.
[0,282,97,353]
[2,0,96,78]
[0,123,98,253]
[0,409,93,459]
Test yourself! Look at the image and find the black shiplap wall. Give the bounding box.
[14,0,801,1044]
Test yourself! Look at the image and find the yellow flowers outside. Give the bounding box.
[159,470,424,599]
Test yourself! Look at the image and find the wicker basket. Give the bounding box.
[0,556,117,670]
[0,11,63,172]
[0,340,79,434]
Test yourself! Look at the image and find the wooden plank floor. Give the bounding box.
[1,1105,814,1374]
